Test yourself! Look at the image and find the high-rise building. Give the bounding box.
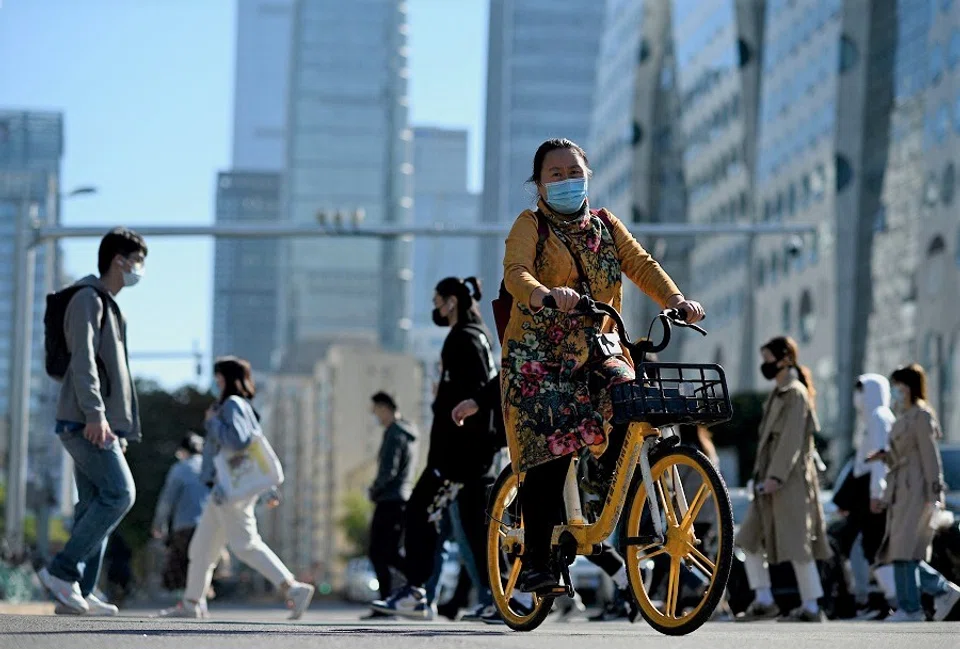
[212,0,294,373]
[670,0,764,387]
[752,0,911,461]
[212,172,282,370]
[0,110,64,508]
[232,0,295,171]
[409,127,480,423]
[916,0,960,440]
[281,0,412,353]
[863,0,932,394]
[480,0,606,336]
[588,0,691,347]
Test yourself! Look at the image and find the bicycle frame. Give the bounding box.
[549,420,665,554]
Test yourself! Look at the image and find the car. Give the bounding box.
[343,557,380,603]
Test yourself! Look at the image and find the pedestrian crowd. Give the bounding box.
[29,137,959,626]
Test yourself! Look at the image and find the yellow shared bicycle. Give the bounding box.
[487,296,734,635]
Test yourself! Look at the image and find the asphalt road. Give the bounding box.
[2,605,958,649]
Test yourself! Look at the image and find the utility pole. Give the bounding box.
[2,217,817,554]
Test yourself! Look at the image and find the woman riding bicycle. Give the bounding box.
[500,138,704,593]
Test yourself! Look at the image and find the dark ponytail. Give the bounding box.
[436,276,484,326]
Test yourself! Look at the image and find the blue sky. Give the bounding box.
[0,0,488,389]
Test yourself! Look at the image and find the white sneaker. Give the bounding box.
[285,582,315,620]
[38,568,88,614]
[933,583,960,621]
[55,593,119,616]
[155,600,203,618]
[885,609,924,622]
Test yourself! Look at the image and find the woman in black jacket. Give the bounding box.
[372,277,501,619]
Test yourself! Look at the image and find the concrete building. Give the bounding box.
[211,172,282,371]
[281,0,413,354]
[588,0,691,351]
[669,0,764,387]
[916,0,960,441]
[479,0,606,338]
[258,336,426,587]
[0,110,63,498]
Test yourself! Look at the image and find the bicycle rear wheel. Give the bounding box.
[621,445,733,635]
[486,466,554,631]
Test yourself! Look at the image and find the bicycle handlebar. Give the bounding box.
[540,294,706,357]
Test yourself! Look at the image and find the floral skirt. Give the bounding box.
[504,354,635,473]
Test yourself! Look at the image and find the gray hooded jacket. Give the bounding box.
[854,373,895,500]
[55,275,141,440]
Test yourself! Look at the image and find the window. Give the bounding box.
[927,235,947,295]
[944,163,956,205]
[874,204,888,233]
[931,43,945,85]
[839,34,859,73]
[799,290,815,344]
[782,299,793,333]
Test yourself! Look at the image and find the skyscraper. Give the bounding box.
[212,0,293,370]
[280,0,412,352]
[408,127,480,411]
[0,110,64,509]
[670,0,764,387]
[915,0,959,439]
[589,0,690,345]
[212,172,282,370]
[480,0,606,335]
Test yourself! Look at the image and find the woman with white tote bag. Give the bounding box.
[158,356,314,619]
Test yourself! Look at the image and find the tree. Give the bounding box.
[338,491,373,560]
[117,379,213,551]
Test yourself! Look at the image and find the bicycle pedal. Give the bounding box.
[537,585,570,597]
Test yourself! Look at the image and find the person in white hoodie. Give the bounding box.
[832,374,898,617]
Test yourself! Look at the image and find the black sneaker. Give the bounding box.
[359,609,394,620]
[481,599,533,624]
[589,587,637,622]
[518,566,561,593]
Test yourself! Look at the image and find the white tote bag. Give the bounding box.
[213,434,285,504]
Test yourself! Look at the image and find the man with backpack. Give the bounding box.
[37,227,147,616]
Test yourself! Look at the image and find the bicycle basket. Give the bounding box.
[610,362,733,428]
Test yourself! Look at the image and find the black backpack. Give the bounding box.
[44,285,117,381]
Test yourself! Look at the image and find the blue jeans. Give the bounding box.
[893,560,949,613]
[48,423,136,596]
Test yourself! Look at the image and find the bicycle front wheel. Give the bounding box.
[486,466,554,631]
[621,445,733,635]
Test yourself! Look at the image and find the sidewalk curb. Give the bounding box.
[0,602,55,615]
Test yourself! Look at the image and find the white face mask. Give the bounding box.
[118,257,144,287]
[891,386,907,412]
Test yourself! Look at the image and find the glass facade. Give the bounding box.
[479,0,606,332]
[212,171,282,371]
[282,0,411,346]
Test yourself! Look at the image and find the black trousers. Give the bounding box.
[369,500,406,599]
[834,504,887,565]
[402,468,493,589]
[521,424,629,573]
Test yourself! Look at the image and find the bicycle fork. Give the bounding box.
[639,436,666,542]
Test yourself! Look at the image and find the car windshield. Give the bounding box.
[942,447,960,491]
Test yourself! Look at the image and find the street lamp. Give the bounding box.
[4,184,99,557]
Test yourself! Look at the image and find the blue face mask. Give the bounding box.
[544,177,588,214]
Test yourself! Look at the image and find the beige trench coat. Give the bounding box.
[736,379,832,564]
[877,402,945,563]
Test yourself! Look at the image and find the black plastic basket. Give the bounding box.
[610,362,733,428]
